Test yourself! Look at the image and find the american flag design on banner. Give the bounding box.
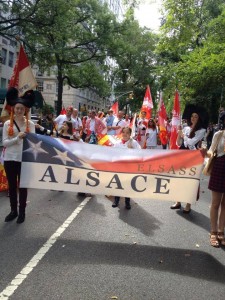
[20,133,204,203]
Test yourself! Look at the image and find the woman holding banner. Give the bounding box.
[3,88,35,224]
[170,105,208,213]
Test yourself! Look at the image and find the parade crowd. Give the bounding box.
[1,87,225,248]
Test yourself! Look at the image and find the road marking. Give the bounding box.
[0,197,91,299]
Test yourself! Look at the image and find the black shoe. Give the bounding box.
[170,203,181,209]
[5,211,18,222]
[112,200,119,208]
[125,202,131,209]
[78,192,85,196]
[17,214,25,224]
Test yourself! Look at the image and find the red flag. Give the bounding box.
[1,44,37,119]
[140,85,153,119]
[170,90,181,149]
[158,93,168,145]
[110,101,118,116]
[60,104,67,115]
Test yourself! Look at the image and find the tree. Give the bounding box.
[5,0,121,115]
[0,0,57,36]
[109,8,159,114]
[156,0,225,120]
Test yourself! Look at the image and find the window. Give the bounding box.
[8,51,14,67]
[1,78,7,88]
[37,80,44,92]
[46,84,52,90]
[1,48,7,65]
[9,39,16,47]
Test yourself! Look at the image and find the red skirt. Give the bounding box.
[208,154,225,193]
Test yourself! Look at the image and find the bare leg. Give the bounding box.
[218,194,225,232]
[217,194,225,245]
[210,191,222,232]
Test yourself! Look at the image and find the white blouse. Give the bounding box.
[114,138,141,149]
[3,120,35,162]
[183,127,206,150]
[209,130,225,157]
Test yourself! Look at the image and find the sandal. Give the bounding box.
[210,232,220,248]
[217,232,225,246]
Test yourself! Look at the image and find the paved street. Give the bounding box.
[0,174,225,300]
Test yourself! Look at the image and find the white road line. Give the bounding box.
[0,197,91,299]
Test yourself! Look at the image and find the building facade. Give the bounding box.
[0,36,18,109]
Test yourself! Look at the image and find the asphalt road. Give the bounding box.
[0,175,224,300]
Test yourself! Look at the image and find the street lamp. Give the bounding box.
[110,68,128,104]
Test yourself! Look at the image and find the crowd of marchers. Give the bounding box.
[1,87,225,249]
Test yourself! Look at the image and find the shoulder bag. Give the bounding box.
[202,131,223,176]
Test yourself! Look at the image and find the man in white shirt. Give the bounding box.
[54,106,76,131]
[107,110,126,135]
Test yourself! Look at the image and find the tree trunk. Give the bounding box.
[57,67,63,116]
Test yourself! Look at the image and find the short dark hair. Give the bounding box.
[122,126,132,134]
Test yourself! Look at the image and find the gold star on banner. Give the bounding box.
[52,147,75,165]
[23,140,48,160]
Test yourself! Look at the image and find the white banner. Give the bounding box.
[20,134,204,203]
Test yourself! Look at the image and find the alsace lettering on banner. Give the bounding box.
[20,134,204,203]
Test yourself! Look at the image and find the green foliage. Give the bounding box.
[41,103,55,115]
[156,0,225,121]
